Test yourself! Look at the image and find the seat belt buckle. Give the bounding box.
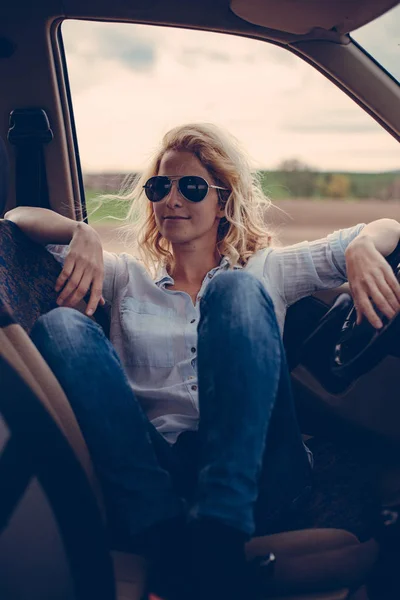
[8,108,53,145]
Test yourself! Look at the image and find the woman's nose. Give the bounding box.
[165,180,183,206]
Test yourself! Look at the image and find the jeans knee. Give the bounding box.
[32,307,101,346]
[203,270,273,309]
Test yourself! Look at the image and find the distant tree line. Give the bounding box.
[259,159,400,200]
[84,159,400,201]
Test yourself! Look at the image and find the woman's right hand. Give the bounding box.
[54,222,106,316]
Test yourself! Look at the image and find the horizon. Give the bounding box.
[83,167,400,176]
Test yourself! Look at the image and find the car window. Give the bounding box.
[61,20,400,252]
[352,4,400,83]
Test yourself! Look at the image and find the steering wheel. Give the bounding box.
[332,241,400,381]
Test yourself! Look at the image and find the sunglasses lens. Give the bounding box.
[179,176,208,202]
[144,176,171,202]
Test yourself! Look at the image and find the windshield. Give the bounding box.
[351,4,400,83]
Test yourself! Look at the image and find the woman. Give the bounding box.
[5,123,400,600]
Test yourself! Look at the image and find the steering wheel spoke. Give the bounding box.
[332,244,400,380]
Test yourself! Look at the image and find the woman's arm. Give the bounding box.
[345,218,400,329]
[4,206,106,315]
[4,206,83,244]
[352,218,400,257]
[268,223,365,308]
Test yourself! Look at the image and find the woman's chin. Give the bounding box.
[163,233,193,244]
[161,226,194,244]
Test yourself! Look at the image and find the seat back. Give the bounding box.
[0,303,101,498]
[0,218,111,335]
[0,303,115,599]
[0,220,146,599]
[0,218,71,332]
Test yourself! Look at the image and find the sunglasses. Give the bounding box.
[143,175,229,203]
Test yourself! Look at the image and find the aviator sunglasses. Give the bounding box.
[143,175,229,203]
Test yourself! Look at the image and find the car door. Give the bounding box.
[0,0,399,451]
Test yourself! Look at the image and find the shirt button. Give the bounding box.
[191,347,196,353]
[191,384,198,391]
[208,273,213,279]
[197,296,201,302]
[190,319,196,324]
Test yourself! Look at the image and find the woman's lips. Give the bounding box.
[163,216,190,220]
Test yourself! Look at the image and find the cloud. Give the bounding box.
[284,110,382,133]
[100,30,156,71]
[176,40,297,68]
[62,21,158,91]
[62,18,400,172]
[178,47,231,68]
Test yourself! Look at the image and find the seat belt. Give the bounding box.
[7,108,53,208]
[0,136,9,215]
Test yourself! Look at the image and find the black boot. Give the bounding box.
[188,517,252,600]
[122,517,189,600]
[131,516,190,600]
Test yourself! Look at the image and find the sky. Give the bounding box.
[62,6,400,174]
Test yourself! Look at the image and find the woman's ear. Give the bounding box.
[217,205,225,219]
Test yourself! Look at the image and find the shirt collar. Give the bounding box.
[154,255,241,286]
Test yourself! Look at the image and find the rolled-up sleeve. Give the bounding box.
[45,243,69,265]
[266,223,365,307]
[45,243,121,305]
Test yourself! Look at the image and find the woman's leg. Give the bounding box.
[189,271,312,598]
[30,307,184,553]
[191,270,311,537]
[253,348,313,536]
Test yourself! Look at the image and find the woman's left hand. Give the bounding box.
[345,235,400,329]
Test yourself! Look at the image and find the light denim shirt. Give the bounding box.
[46,223,365,445]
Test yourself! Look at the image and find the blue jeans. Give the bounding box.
[30,271,312,547]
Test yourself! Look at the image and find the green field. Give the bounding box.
[85,190,131,223]
[259,169,400,200]
[84,169,400,223]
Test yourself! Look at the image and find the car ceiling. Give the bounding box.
[231,0,399,35]
[0,0,398,44]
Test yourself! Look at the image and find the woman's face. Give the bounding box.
[152,150,225,246]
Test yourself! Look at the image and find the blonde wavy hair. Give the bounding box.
[92,123,274,277]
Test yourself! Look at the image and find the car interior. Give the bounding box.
[0,1,399,599]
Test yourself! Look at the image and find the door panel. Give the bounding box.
[287,287,400,447]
